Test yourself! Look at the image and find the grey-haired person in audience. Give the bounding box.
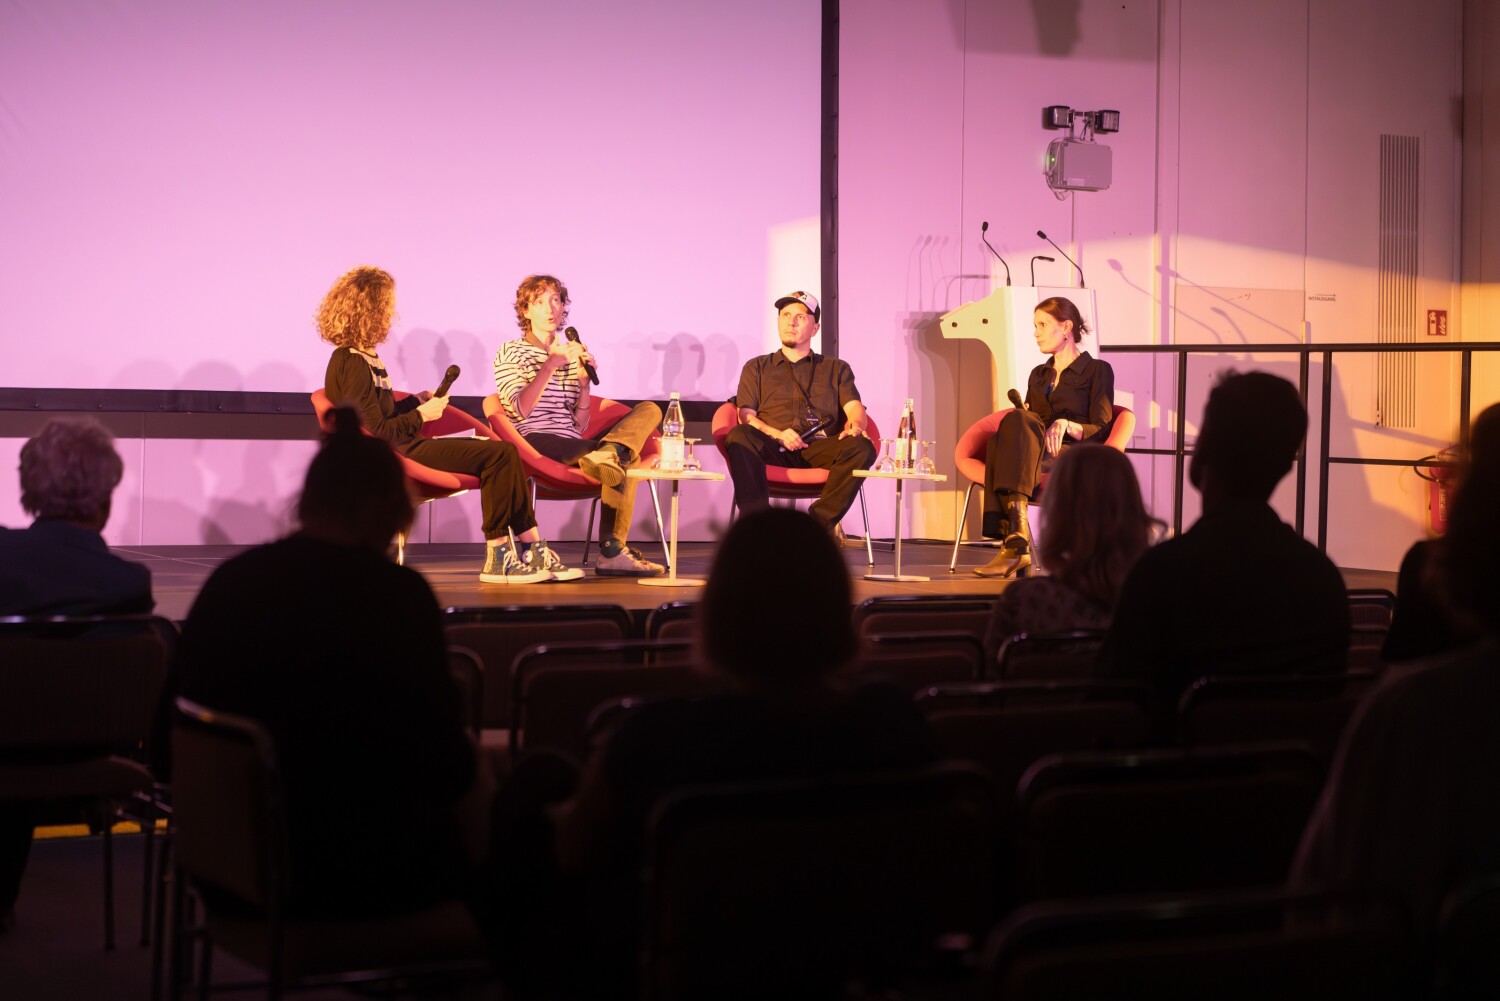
[1,418,154,933]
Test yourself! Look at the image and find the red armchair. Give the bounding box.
[483,394,668,570]
[948,405,1136,572]
[310,388,495,564]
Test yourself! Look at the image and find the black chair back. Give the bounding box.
[641,763,1003,1000]
[1016,741,1326,901]
[442,604,632,726]
[986,886,1412,1000]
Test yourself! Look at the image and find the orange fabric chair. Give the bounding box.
[710,401,877,565]
[483,394,668,569]
[948,405,1135,572]
[310,388,496,564]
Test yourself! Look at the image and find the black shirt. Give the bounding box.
[735,351,862,433]
[1101,499,1351,713]
[1024,351,1114,441]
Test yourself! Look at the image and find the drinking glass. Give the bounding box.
[682,438,702,472]
[916,440,938,476]
[874,438,896,473]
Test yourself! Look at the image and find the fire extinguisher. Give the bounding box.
[1415,447,1460,536]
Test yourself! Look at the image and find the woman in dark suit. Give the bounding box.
[976,296,1115,578]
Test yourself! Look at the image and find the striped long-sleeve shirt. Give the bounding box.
[492,336,584,437]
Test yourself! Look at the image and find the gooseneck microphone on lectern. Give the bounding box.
[1030,255,1055,287]
[981,221,1012,286]
[564,326,599,385]
[434,364,460,397]
[1036,230,1085,287]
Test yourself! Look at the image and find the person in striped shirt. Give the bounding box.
[492,275,664,576]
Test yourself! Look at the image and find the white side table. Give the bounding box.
[626,468,725,587]
[852,469,948,582]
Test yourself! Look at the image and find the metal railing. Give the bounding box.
[1098,342,1500,550]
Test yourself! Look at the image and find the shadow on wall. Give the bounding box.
[646,332,742,401]
[200,440,299,545]
[393,328,497,400]
[941,0,1154,60]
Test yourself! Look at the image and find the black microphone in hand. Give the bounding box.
[1008,388,1026,411]
[564,326,599,385]
[1036,230,1085,287]
[434,364,460,397]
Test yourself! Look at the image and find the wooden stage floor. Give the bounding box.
[125,538,1398,623]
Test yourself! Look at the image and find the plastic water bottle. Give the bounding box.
[895,398,915,469]
[659,392,685,471]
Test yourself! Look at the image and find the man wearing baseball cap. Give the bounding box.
[723,291,876,529]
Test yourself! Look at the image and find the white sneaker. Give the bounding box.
[532,541,584,581]
[479,542,550,584]
[594,546,665,577]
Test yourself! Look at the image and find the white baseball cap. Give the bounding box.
[773,291,820,322]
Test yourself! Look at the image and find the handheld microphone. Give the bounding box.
[564,326,599,385]
[1007,388,1026,411]
[1029,255,1055,286]
[981,221,1012,287]
[434,364,460,397]
[1036,230,1085,287]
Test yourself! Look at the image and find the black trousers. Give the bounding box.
[404,437,536,541]
[724,426,877,525]
[983,410,1048,538]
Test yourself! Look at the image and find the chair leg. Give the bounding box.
[102,799,116,949]
[950,483,977,573]
[139,796,154,947]
[582,498,599,567]
[647,481,671,573]
[150,827,173,1001]
[858,487,874,566]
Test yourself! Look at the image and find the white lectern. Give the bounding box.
[939,287,1098,410]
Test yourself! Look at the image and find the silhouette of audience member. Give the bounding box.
[1,417,154,932]
[1100,371,1349,714]
[1380,406,1500,662]
[982,443,1159,667]
[1293,401,1500,945]
[0,418,152,616]
[175,407,491,918]
[529,507,939,996]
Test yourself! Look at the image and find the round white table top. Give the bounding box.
[625,468,725,481]
[853,469,947,482]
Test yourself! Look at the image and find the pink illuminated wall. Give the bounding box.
[0,0,820,401]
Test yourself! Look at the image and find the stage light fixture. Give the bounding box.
[1042,105,1073,130]
[1041,105,1120,198]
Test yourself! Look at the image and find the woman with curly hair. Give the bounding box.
[982,443,1158,667]
[319,265,577,583]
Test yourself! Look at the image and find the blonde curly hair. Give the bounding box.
[316,266,396,350]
